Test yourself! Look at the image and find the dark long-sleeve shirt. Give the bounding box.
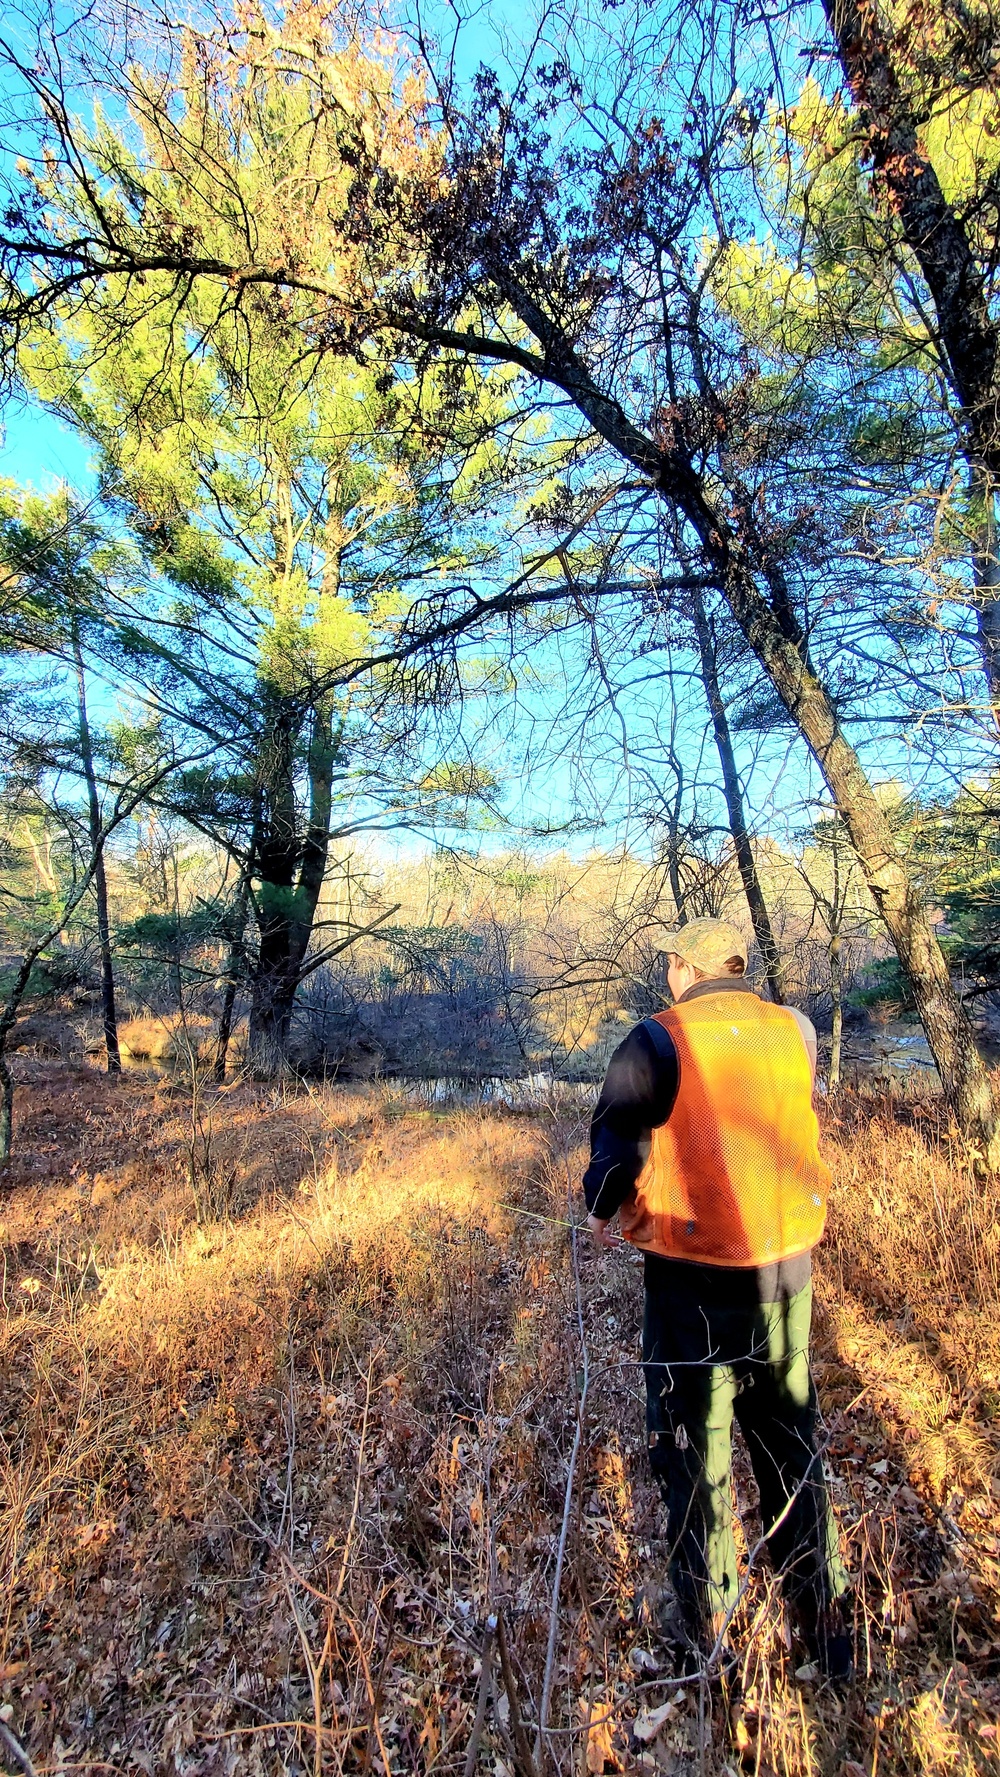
[582,1018,679,1220]
[583,978,813,1302]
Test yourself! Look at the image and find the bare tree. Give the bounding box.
[794,814,877,1091]
[690,586,785,1000]
[0,761,176,1161]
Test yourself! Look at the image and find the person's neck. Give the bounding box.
[676,976,757,1004]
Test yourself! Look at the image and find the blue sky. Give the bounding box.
[1,395,96,495]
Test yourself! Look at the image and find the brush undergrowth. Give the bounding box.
[0,1061,998,1776]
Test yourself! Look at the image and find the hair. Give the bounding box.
[669,953,746,980]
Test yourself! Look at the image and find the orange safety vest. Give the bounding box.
[619,992,830,1266]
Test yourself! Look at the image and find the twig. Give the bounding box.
[499,1204,626,1243]
[496,1611,539,1777]
[0,1720,37,1777]
[535,1225,590,1770]
[463,1613,497,1777]
[197,1720,352,1743]
[341,1608,394,1776]
[335,1352,375,1599]
[278,1334,297,1548]
[360,1592,398,1776]
[282,1567,332,1777]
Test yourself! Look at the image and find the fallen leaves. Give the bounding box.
[579,1698,622,1772]
[2,1072,1000,1777]
[631,1698,676,1743]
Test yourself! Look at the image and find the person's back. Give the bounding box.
[622,990,829,1264]
[582,918,852,1680]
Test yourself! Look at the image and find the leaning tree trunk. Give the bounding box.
[215,961,242,1083]
[73,629,120,1073]
[691,589,785,1001]
[0,821,131,1160]
[717,546,1000,1170]
[494,265,999,1163]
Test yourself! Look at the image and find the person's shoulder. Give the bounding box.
[627,1011,673,1042]
[610,1016,661,1055]
[619,1013,677,1062]
[784,1004,817,1046]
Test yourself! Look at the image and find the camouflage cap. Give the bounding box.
[665,917,748,975]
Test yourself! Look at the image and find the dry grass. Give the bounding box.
[0,1061,998,1776]
[117,1014,227,1067]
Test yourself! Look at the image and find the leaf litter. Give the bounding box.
[0,1062,997,1773]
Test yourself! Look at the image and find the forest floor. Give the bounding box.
[1,1058,999,1777]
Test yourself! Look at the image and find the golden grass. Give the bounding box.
[0,1063,997,1775]
[117,1012,220,1065]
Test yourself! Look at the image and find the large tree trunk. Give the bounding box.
[691,589,785,1001]
[247,980,298,1076]
[247,698,337,1076]
[821,0,1000,726]
[73,628,120,1074]
[247,691,300,1074]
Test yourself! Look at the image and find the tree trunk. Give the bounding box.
[972,469,1000,733]
[247,979,298,1077]
[73,628,120,1074]
[247,689,300,1075]
[492,266,999,1163]
[215,836,257,1083]
[247,694,338,1076]
[718,549,999,1169]
[215,971,240,1083]
[664,741,688,924]
[822,0,1000,724]
[691,589,785,1001]
[0,1056,13,1164]
[829,930,843,1093]
[0,944,42,1162]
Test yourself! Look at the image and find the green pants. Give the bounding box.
[643,1261,847,1642]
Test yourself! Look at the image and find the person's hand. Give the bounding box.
[587,1213,617,1250]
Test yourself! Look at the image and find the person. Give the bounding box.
[582,917,851,1679]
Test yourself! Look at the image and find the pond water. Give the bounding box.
[837,1023,937,1077]
[112,1017,996,1100]
[383,1026,948,1108]
[388,1072,596,1109]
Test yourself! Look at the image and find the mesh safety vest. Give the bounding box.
[619,992,830,1266]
